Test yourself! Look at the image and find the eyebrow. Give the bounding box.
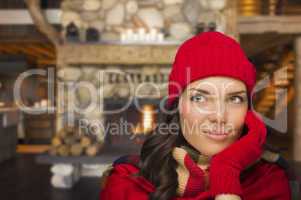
[189,88,247,95]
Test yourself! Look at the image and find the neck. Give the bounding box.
[180,145,211,166]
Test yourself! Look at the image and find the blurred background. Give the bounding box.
[0,0,301,199]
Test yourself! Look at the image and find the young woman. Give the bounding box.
[99,32,292,200]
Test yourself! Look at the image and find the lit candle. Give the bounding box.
[138,28,145,41]
[120,32,126,42]
[157,33,164,43]
[34,102,40,108]
[145,33,151,42]
[150,28,157,42]
[41,99,48,107]
[132,33,139,42]
[150,28,157,36]
[126,29,134,42]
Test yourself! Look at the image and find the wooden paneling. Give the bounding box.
[0,42,56,65]
[238,16,301,34]
[0,25,57,66]
[0,25,59,42]
[0,0,60,9]
[240,33,295,57]
[24,113,55,142]
[283,1,301,15]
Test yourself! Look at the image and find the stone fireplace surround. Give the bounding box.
[56,44,177,144]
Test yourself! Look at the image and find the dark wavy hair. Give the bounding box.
[137,98,197,200]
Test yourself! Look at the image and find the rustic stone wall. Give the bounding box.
[60,0,229,42]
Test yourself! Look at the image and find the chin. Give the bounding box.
[195,142,232,157]
[201,149,221,157]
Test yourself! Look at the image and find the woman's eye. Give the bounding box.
[229,96,244,104]
[190,95,206,102]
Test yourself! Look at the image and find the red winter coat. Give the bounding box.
[99,157,291,200]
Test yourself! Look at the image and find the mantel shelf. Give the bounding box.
[57,43,179,66]
[238,15,301,34]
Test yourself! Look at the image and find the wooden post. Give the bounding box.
[225,0,239,41]
[293,36,301,161]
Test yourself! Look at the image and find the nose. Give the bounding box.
[208,100,227,124]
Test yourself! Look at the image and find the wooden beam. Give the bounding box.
[27,44,55,59]
[238,16,301,34]
[25,0,62,45]
[0,45,17,54]
[7,44,41,60]
[0,43,57,67]
[0,0,61,9]
[17,145,50,154]
[0,9,60,25]
[0,25,52,42]
[241,34,295,57]
[37,59,56,65]
[57,43,179,65]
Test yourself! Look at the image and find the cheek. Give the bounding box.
[179,99,206,140]
[227,108,248,137]
[179,98,203,119]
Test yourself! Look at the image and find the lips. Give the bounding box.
[209,131,228,135]
[203,130,230,141]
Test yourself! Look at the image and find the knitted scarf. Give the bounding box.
[171,145,266,198]
[172,145,211,197]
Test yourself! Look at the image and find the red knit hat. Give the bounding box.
[167,31,256,108]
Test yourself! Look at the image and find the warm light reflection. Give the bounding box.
[132,105,156,135]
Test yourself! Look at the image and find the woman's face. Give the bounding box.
[178,76,248,157]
